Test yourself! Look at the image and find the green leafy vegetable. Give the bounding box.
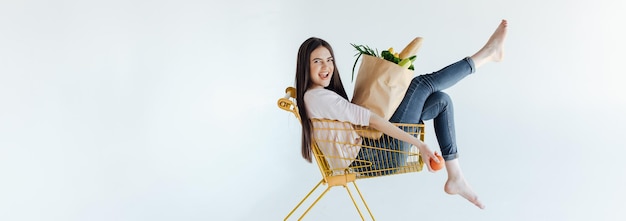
[350,43,415,82]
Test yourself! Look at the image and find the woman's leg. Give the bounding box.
[420,92,457,161]
[396,19,508,209]
[443,19,507,210]
[389,57,475,124]
[421,92,484,209]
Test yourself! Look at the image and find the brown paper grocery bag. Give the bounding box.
[350,37,423,139]
[351,54,414,138]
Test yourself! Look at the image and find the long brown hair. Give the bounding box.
[295,37,348,163]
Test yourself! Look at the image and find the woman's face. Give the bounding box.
[308,46,334,89]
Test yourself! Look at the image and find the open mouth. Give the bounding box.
[319,72,330,79]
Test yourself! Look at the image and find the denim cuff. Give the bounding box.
[464,57,476,74]
[442,153,458,161]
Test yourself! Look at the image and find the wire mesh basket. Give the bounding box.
[310,119,425,179]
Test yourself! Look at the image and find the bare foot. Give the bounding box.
[471,19,508,68]
[444,178,485,209]
[443,159,485,209]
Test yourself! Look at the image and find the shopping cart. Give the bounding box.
[278,87,426,221]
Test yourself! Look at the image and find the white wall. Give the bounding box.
[1,0,625,220]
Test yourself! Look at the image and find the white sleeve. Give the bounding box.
[304,89,370,126]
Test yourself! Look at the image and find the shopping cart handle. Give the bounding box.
[284,87,296,99]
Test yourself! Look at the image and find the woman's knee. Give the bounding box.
[430,91,453,106]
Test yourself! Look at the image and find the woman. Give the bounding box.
[295,19,508,209]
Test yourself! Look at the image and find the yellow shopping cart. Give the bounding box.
[278,87,426,221]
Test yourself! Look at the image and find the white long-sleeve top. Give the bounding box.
[304,88,370,126]
[304,88,371,174]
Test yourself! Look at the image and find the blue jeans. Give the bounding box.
[352,57,475,174]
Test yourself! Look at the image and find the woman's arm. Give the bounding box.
[368,112,439,172]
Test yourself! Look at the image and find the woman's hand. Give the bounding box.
[415,143,439,173]
[368,113,441,172]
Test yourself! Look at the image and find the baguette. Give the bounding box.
[398,37,424,59]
